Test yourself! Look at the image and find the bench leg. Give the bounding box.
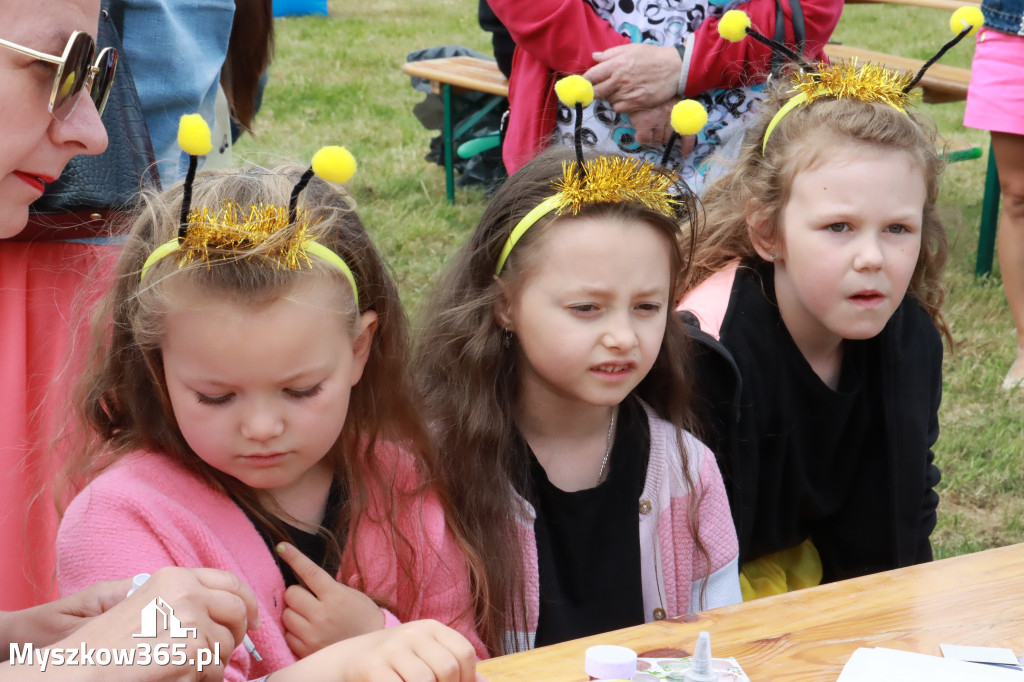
[443,83,455,204]
[976,140,1001,277]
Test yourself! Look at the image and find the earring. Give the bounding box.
[502,328,512,349]
[768,252,778,262]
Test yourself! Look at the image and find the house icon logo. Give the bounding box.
[133,598,198,639]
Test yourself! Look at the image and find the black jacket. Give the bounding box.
[682,267,942,582]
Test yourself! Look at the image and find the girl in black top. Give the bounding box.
[681,59,950,598]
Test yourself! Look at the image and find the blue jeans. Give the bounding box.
[120,0,235,186]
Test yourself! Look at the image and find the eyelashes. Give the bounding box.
[285,384,324,400]
[194,383,325,406]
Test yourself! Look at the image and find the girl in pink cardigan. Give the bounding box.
[415,95,741,654]
[56,138,485,682]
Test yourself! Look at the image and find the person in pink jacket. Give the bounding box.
[0,0,111,611]
[56,145,486,681]
[489,0,842,191]
[415,140,742,655]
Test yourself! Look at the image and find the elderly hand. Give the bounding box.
[585,44,683,112]
[626,99,697,159]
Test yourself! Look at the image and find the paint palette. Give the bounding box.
[632,656,751,681]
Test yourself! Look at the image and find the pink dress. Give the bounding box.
[0,230,117,610]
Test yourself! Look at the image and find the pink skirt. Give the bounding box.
[964,26,1024,136]
[0,240,116,609]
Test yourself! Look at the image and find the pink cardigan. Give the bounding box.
[507,402,741,651]
[57,449,485,681]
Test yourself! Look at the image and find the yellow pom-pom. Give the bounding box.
[555,75,595,108]
[950,6,983,36]
[177,114,212,156]
[311,146,357,184]
[671,100,708,136]
[719,10,751,42]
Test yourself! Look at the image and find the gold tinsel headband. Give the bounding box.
[140,116,359,307]
[494,76,708,275]
[714,7,984,154]
[761,61,915,153]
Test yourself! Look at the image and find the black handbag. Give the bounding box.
[20,0,160,241]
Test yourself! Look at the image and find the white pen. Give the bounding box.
[127,572,262,661]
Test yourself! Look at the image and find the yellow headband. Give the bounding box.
[139,202,359,308]
[494,157,683,275]
[141,115,361,306]
[494,85,706,276]
[754,4,984,154]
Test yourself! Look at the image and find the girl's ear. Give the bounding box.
[348,311,379,386]
[745,199,779,262]
[492,276,515,331]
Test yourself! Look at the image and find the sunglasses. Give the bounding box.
[0,30,117,121]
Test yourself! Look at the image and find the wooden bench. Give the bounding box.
[832,0,1000,275]
[402,56,509,203]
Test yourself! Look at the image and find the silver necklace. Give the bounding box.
[595,405,618,485]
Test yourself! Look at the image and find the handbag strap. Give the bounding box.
[772,0,806,74]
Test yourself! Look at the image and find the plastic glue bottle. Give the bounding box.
[682,631,716,682]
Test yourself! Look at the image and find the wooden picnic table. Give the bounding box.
[478,543,1024,681]
[402,57,509,204]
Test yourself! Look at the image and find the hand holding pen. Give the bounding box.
[103,566,259,681]
[127,572,262,661]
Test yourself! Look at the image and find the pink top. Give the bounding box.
[57,448,486,681]
[507,402,741,651]
[0,240,116,610]
[678,260,741,340]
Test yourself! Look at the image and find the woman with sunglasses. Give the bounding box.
[0,0,116,619]
[0,5,489,682]
[0,1,114,236]
[0,1,244,675]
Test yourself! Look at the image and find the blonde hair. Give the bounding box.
[415,146,713,654]
[690,78,950,343]
[64,166,466,621]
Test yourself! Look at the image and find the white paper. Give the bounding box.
[940,643,1021,666]
[837,647,1023,681]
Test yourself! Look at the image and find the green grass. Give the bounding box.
[238,0,1024,559]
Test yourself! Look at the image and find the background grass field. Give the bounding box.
[237,0,1023,559]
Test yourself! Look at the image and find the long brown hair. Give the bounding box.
[690,73,951,343]
[64,166,466,622]
[414,147,712,655]
[222,0,275,135]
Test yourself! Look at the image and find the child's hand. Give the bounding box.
[277,542,385,657]
[267,620,485,682]
[334,620,485,682]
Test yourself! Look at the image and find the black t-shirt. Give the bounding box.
[243,479,346,588]
[518,397,650,647]
[725,262,891,582]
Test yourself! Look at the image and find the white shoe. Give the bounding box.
[1002,373,1024,390]
[1002,349,1024,391]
